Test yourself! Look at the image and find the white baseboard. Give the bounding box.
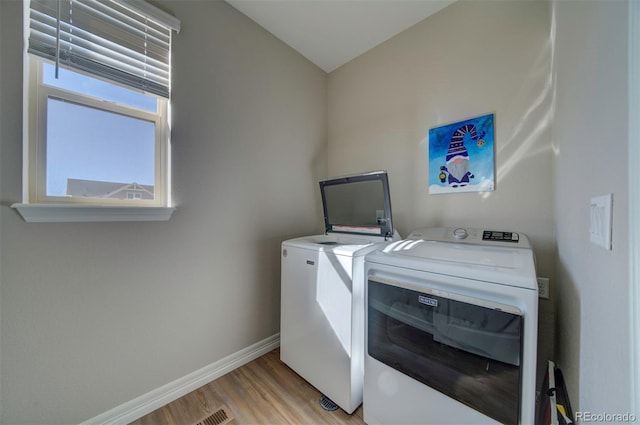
[80,333,280,425]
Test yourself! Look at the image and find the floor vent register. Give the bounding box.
[195,406,234,425]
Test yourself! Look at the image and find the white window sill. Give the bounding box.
[11,203,176,223]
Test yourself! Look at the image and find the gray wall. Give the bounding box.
[327,0,556,386]
[552,0,630,413]
[0,1,327,423]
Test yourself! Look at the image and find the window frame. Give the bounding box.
[25,56,170,208]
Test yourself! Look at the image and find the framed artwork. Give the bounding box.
[428,113,495,194]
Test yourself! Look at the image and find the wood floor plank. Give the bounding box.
[130,348,365,425]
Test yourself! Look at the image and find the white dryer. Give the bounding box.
[363,227,538,425]
[280,171,399,414]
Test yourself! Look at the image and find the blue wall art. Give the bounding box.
[428,113,495,194]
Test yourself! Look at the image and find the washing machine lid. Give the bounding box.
[367,235,537,290]
[282,233,388,256]
[320,171,394,239]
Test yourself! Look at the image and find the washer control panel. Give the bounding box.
[406,227,530,249]
[482,230,519,243]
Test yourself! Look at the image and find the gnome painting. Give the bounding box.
[428,113,495,194]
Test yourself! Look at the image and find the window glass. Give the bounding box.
[46,97,155,198]
[43,63,158,113]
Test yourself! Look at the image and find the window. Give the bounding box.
[15,0,180,222]
[35,62,161,202]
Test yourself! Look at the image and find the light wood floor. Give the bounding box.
[129,348,365,425]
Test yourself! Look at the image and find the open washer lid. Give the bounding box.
[319,171,394,239]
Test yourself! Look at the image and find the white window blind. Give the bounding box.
[28,0,180,98]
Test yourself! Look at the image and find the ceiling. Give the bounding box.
[224,0,456,73]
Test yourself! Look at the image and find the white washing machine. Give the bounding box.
[280,171,399,414]
[363,227,538,424]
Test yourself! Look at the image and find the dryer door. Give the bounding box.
[367,276,523,425]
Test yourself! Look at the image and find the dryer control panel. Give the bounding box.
[406,227,531,249]
[482,230,519,242]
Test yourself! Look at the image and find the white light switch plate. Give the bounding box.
[590,194,612,250]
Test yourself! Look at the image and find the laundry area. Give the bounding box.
[280,171,548,424]
[0,0,631,424]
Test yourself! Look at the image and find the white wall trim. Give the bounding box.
[11,204,176,223]
[79,333,280,425]
[629,0,640,416]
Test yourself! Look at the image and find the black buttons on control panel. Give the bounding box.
[482,230,519,242]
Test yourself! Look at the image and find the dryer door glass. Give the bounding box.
[367,277,523,424]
